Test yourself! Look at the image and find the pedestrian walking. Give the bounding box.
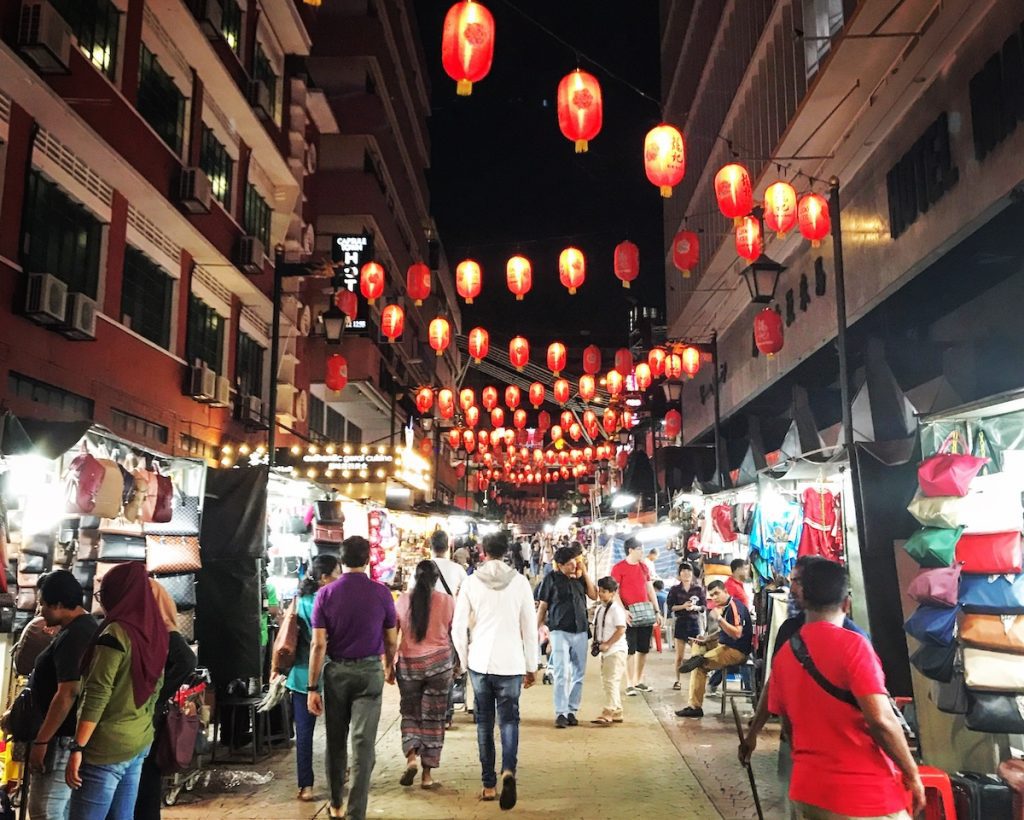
[427,529,466,596]
[389,560,456,790]
[746,559,924,819]
[452,532,537,810]
[269,554,340,803]
[610,537,663,694]
[535,545,597,728]
[589,577,628,726]
[66,562,168,820]
[666,562,705,691]
[307,537,397,820]
[540,540,554,577]
[529,540,541,577]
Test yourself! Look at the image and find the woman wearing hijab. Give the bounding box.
[66,562,168,820]
[133,581,197,820]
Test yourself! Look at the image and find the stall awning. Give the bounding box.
[0,413,94,460]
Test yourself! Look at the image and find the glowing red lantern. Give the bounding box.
[491,408,505,428]
[558,247,585,295]
[533,449,544,465]
[557,69,602,153]
[537,411,551,432]
[560,410,573,429]
[735,216,762,262]
[455,463,466,479]
[550,425,563,443]
[335,289,358,318]
[614,348,633,376]
[419,437,433,457]
[547,342,567,376]
[672,230,699,278]
[359,262,385,305]
[482,386,498,411]
[460,388,475,412]
[489,429,502,447]
[509,336,530,371]
[505,385,520,410]
[613,240,640,289]
[578,374,595,402]
[754,307,784,357]
[583,409,598,435]
[616,449,629,470]
[456,259,482,304]
[798,193,831,247]
[681,345,701,379]
[437,388,455,419]
[582,344,602,375]
[415,387,434,414]
[553,379,570,405]
[428,317,451,356]
[506,256,532,300]
[380,304,404,342]
[465,406,480,428]
[463,430,476,450]
[569,422,582,442]
[664,409,682,439]
[406,263,431,305]
[529,382,545,408]
[715,163,754,224]
[634,362,652,391]
[441,1,495,96]
[648,348,666,377]
[764,181,798,238]
[478,475,489,492]
[467,327,490,363]
[325,354,348,392]
[513,409,527,430]
[602,408,617,435]
[605,370,624,396]
[447,430,461,449]
[621,409,635,429]
[644,124,686,198]
[664,353,682,380]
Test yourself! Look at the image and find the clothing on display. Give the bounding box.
[797,487,844,564]
[748,501,802,582]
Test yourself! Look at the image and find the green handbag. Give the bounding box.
[903,526,964,568]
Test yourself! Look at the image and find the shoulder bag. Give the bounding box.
[153,574,196,610]
[907,563,963,607]
[1,686,41,742]
[146,536,202,574]
[903,526,963,568]
[918,432,989,498]
[932,672,969,715]
[144,496,200,537]
[315,500,344,524]
[960,573,1024,614]
[907,492,966,530]
[65,453,106,515]
[963,646,1024,692]
[955,531,1023,575]
[965,691,1024,734]
[959,613,1024,655]
[904,604,958,646]
[91,460,125,520]
[98,534,147,563]
[910,640,957,683]
[155,700,199,774]
[627,601,657,628]
[272,598,299,676]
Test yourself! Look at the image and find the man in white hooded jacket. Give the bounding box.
[452,531,537,810]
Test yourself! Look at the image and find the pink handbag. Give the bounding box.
[140,471,174,524]
[918,433,988,498]
[907,563,963,608]
[956,531,1023,575]
[65,453,107,514]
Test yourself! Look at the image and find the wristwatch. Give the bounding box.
[306,684,319,692]
[69,741,87,754]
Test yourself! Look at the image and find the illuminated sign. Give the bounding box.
[331,233,373,331]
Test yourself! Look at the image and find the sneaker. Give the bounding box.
[566,713,578,726]
[678,656,705,674]
[675,706,704,718]
[635,683,652,692]
[555,714,568,729]
[626,686,639,697]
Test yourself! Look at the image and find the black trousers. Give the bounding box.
[133,750,162,820]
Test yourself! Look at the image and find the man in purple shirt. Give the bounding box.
[307,536,397,820]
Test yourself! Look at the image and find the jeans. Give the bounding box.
[28,741,72,820]
[469,671,522,789]
[69,747,148,820]
[548,630,588,717]
[292,690,317,789]
[323,658,384,819]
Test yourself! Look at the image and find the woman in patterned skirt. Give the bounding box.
[387,560,456,790]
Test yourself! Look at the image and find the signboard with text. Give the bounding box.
[331,233,373,332]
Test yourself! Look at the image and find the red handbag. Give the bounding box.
[65,453,107,514]
[918,433,988,498]
[956,531,1023,575]
[141,471,174,524]
[314,524,343,544]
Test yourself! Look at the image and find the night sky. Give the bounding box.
[414,1,664,356]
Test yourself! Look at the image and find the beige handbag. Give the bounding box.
[907,492,964,529]
[963,646,1024,692]
[960,614,1024,655]
[92,460,125,519]
[123,470,149,523]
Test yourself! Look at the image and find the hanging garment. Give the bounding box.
[712,504,738,544]
[797,488,844,564]
[749,502,803,582]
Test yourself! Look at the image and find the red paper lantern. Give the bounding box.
[335,289,358,318]
[467,327,490,363]
[798,193,831,247]
[419,437,433,457]
[537,411,551,432]
[513,408,527,430]
[465,406,480,428]
[437,388,455,419]
[550,424,563,443]
[672,230,700,278]
[560,410,573,429]
[505,385,520,410]
[569,422,582,442]
[441,1,495,96]
[614,348,633,376]
[406,263,431,305]
[578,374,596,402]
[754,307,784,357]
[491,407,505,428]
[605,370,624,396]
[509,336,530,371]
[455,463,466,479]
[359,262,385,304]
[456,259,482,304]
[664,353,683,380]
[715,163,754,224]
[681,345,701,379]
[664,409,682,439]
[428,317,451,356]
[547,342,567,376]
[463,429,476,450]
[553,379,570,405]
[415,387,434,414]
[613,240,640,288]
[557,69,603,153]
[634,362,652,391]
[506,255,532,300]
[583,409,598,435]
[448,430,461,449]
[644,124,686,197]
[380,304,404,342]
[529,382,545,408]
[616,449,629,470]
[621,409,635,429]
[460,388,475,412]
[648,347,666,377]
[764,181,798,238]
[602,408,618,435]
[489,429,502,447]
[482,386,498,411]
[582,344,602,375]
[559,247,586,295]
[735,216,762,262]
[325,354,348,392]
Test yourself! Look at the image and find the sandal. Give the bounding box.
[399,766,418,787]
[297,787,314,801]
[480,789,498,802]
[421,781,442,790]
[590,716,613,725]
[672,681,681,690]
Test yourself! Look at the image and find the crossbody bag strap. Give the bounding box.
[788,632,859,708]
[432,561,454,596]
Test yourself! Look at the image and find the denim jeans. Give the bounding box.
[469,671,522,789]
[68,746,148,820]
[291,690,317,789]
[548,630,588,717]
[28,741,72,820]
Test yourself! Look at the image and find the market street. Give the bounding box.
[163,651,783,819]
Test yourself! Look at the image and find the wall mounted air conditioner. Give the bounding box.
[236,236,265,275]
[234,394,265,426]
[24,272,67,325]
[212,375,231,407]
[188,0,223,38]
[248,79,272,119]
[18,1,71,74]
[60,292,98,340]
[187,364,216,402]
[179,167,213,214]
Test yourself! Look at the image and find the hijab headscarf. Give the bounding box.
[89,563,169,707]
[149,579,178,633]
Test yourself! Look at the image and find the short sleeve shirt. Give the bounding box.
[312,572,397,659]
[536,571,589,634]
[719,597,753,655]
[610,560,650,606]
[30,613,99,737]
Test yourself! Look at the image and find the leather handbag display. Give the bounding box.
[313,523,343,544]
[98,534,147,563]
[17,554,46,574]
[16,570,39,588]
[65,452,107,514]
[98,516,144,537]
[909,640,957,683]
[20,534,53,557]
[315,500,344,524]
[72,561,96,592]
[959,613,1024,654]
[907,493,965,529]
[907,563,963,607]
[123,470,149,523]
[77,530,101,562]
[903,526,963,568]
[965,691,1024,733]
[146,536,202,574]
[918,434,989,498]
[91,459,125,519]
[15,589,36,611]
[140,471,174,524]
[904,604,958,646]
[175,609,195,642]
[932,672,969,715]
[960,573,1024,614]
[963,646,1024,692]
[955,531,1023,575]
[144,496,200,536]
[959,474,1024,533]
[154,574,196,610]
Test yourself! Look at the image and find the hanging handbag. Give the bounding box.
[72,561,96,592]
[909,639,957,683]
[904,605,958,646]
[77,530,101,562]
[312,523,343,544]
[932,672,969,715]
[272,598,299,675]
[907,492,966,529]
[98,516,144,537]
[903,526,964,568]
[146,536,202,574]
[315,500,344,524]
[918,432,989,498]
[960,573,1024,614]
[144,496,200,536]
[140,470,174,524]
[956,531,1023,575]
[963,646,1024,692]
[155,700,200,774]
[965,691,1024,733]
[65,452,107,514]
[175,609,195,642]
[16,571,40,588]
[123,470,148,523]
[972,428,1001,475]
[959,473,1024,533]
[626,601,657,628]
[17,554,46,574]
[907,563,963,608]
[153,574,196,610]
[959,613,1024,654]
[91,460,125,519]
[98,534,147,563]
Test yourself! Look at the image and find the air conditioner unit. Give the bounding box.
[187,364,216,402]
[236,236,265,275]
[18,1,71,74]
[248,79,273,119]
[234,394,265,426]
[179,167,212,214]
[24,272,67,325]
[60,292,98,340]
[189,0,223,38]
[212,375,231,407]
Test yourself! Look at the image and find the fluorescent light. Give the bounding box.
[636,524,682,542]
[610,493,636,509]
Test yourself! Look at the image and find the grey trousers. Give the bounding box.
[323,658,384,819]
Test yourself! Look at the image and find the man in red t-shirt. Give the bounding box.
[724,558,750,608]
[767,560,923,819]
[610,537,662,695]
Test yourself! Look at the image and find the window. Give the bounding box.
[186,294,225,373]
[200,125,234,206]
[801,0,844,79]
[220,0,242,54]
[121,247,173,348]
[969,28,1024,161]
[137,44,186,155]
[347,421,361,445]
[242,183,271,248]
[110,408,168,444]
[52,0,120,78]
[308,394,325,439]
[326,407,345,442]
[8,372,94,420]
[235,331,264,399]
[179,433,216,461]
[22,171,104,298]
[253,43,280,121]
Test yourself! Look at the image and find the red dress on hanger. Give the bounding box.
[797,487,844,564]
[712,503,738,544]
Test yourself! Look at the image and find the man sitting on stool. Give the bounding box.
[676,580,752,718]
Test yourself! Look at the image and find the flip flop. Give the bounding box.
[399,766,418,787]
[590,716,613,725]
[499,773,517,811]
[480,789,498,802]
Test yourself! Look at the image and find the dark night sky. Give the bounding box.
[414,1,664,354]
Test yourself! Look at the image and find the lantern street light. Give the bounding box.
[739,253,786,304]
[320,302,346,344]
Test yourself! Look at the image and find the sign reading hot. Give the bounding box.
[331,233,374,331]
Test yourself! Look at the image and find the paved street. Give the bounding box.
[163,649,783,819]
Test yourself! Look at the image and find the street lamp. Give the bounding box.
[618,429,631,446]
[320,303,346,344]
[739,253,786,304]
[420,416,435,432]
[662,380,684,404]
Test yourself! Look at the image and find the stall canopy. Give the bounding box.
[0,413,94,459]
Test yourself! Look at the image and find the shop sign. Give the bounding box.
[331,233,373,332]
[301,452,394,472]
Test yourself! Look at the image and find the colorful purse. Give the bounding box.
[123,470,149,523]
[904,605,958,646]
[98,516,144,537]
[140,471,174,524]
[963,646,1024,692]
[907,563,962,607]
[146,536,202,574]
[960,573,1024,614]
[959,613,1024,654]
[65,453,106,514]
[955,531,1023,575]
[903,527,963,568]
[907,493,965,529]
[918,433,989,498]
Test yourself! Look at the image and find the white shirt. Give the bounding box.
[452,560,538,675]
[432,557,466,597]
[592,600,628,655]
[644,558,659,579]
